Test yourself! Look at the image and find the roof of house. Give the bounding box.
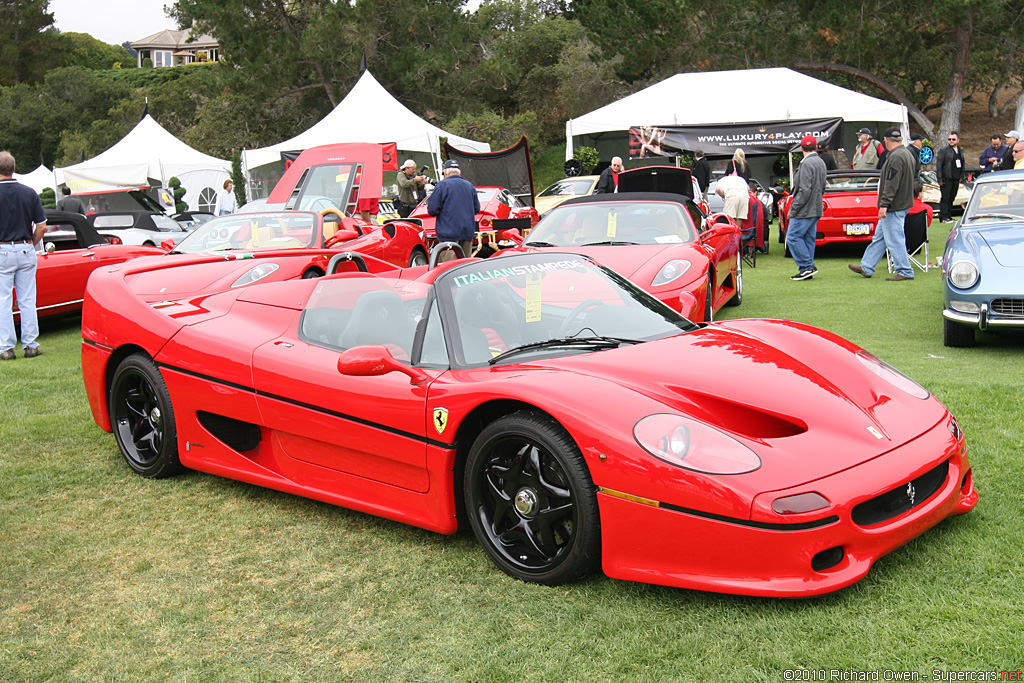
[130,29,219,50]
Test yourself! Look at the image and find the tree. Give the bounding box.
[0,0,56,85]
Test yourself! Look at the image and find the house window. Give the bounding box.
[153,50,173,67]
[207,48,219,62]
[197,187,217,213]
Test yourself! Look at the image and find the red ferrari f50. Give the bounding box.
[82,251,976,596]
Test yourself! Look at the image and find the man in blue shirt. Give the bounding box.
[0,151,48,360]
[427,159,480,258]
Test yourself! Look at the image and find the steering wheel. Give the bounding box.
[558,299,604,336]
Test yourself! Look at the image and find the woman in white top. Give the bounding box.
[715,173,749,224]
[214,179,237,215]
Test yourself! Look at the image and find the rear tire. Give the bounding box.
[943,317,976,347]
[409,248,428,267]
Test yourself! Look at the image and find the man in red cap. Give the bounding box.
[786,134,827,281]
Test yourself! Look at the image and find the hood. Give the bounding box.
[975,224,1024,267]
[126,253,283,302]
[618,167,694,198]
[517,321,945,489]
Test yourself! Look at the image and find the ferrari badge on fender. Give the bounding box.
[433,408,449,435]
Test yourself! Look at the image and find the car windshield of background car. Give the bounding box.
[540,179,593,197]
[825,175,879,191]
[292,163,360,214]
[964,181,1024,223]
[525,202,696,247]
[173,212,318,252]
[437,254,693,366]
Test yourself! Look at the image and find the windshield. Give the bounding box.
[962,179,1024,224]
[437,253,693,366]
[539,179,595,197]
[173,212,319,252]
[290,163,360,214]
[524,200,696,247]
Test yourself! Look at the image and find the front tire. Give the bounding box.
[109,354,183,478]
[943,317,976,347]
[465,410,600,585]
[409,248,428,267]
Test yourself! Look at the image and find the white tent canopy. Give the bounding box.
[13,165,56,196]
[566,67,909,161]
[241,70,490,192]
[54,115,231,212]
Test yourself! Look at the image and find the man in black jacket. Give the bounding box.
[594,157,623,194]
[935,131,965,222]
[692,151,711,194]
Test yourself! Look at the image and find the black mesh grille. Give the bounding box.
[851,460,949,526]
[991,298,1024,317]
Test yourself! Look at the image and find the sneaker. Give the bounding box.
[885,274,913,282]
[23,346,42,358]
[791,270,815,281]
[848,264,870,278]
[0,349,15,361]
[805,267,819,276]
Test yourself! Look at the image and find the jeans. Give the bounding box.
[786,216,819,272]
[0,243,40,351]
[860,209,913,278]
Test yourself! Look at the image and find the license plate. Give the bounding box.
[845,223,871,235]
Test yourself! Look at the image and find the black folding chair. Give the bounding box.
[887,211,930,273]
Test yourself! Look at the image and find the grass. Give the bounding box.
[2,218,1023,682]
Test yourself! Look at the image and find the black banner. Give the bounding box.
[628,118,844,157]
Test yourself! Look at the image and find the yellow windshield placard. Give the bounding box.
[606,212,617,238]
[525,272,542,322]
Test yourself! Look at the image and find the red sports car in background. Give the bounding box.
[82,250,977,597]
[502,193,740,322]
[779,171,880,248]
[409,186,540,250]
[12,210,163,321]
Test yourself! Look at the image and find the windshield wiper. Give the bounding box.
[487,335,641,365]
[524,240,557,247]
[579,240,640,246]
[969,212,1019,222]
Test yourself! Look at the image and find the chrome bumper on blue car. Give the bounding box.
[943,303,1024,331]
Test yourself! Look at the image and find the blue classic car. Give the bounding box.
[942,169,1024,347]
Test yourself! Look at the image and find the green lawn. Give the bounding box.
[2,219,1022,682]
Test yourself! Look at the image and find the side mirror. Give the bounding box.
[337,345,429,385]
[45,242,55,253]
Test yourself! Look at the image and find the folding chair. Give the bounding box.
[887,211,930,273]
[739,194,762,268]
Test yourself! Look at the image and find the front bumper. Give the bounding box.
[598,418,977,597]
[943,302,1024,331]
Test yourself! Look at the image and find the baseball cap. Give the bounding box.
[883,126,902,141]
[1005,129,1021,139]
[857,127,872,136]
[442,159,460,170]
[801,134,817,146]
[401,159,416,169]
[910,133,925,141]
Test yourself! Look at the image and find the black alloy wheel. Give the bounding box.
[465,411,600,585]
[109,354,183,478]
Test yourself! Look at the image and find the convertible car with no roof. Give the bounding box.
[942,169,1024,346]
[11,210,163,321]
[82,250,976,597]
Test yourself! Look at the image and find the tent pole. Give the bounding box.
[788,150,794,187]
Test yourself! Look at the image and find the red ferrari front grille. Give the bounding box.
[851,460,949,527]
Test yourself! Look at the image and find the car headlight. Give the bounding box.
[651,260,692,287]
[855,350,929,400]
[231,262,280,288]
[948,260,979,289]
[634,414,761,474]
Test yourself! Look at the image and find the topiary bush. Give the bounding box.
[39,187,56,210]
[575,147,599,175]
[168,176,188,213]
